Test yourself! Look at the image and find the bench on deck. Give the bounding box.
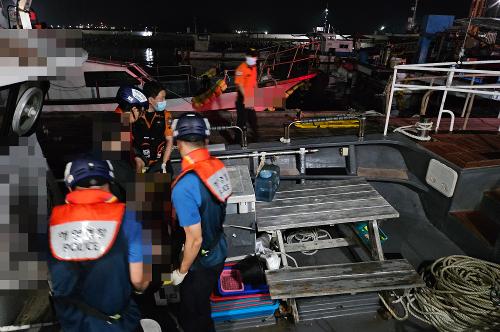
[265,259,424,300]
[255,178,424,321]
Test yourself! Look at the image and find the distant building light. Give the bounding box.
[264,31,268,34]
[141,31,153,37]
[145,48,154,62]
[380,25,386,31]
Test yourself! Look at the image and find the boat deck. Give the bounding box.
[421,133,500,169]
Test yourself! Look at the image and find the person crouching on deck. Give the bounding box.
[47,159,149,331]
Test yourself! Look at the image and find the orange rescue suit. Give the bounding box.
[234,62,257,100]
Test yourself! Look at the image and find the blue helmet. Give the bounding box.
[64,159,115,188]
[116,86,149,111]
[172,112,211,141]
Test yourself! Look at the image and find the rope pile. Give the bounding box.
[380,255,500,331]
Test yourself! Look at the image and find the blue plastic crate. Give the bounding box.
[212,296,274,312]
[211,300,279,322]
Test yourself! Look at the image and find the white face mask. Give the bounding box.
[246,56,257,66]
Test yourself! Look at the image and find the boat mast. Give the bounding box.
[323,3,329,33]
[406,0,419,32]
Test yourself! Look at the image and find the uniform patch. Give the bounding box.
[50,220,120,261]
[206,168,232,201]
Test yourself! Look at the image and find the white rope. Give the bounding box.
[379,255,500,332]
[285,228,332,256]
[393,121,433,141]
[362,110,385,117]
[275,252,299,268]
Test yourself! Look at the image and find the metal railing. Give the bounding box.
[211,125,247,148]
[258,41,320,81]
[383,60,500,135]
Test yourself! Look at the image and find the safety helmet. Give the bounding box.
[116,86,149,111]
[64,159,115,189]
[172,112,210,141]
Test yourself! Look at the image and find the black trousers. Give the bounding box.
[179,263,224,332]
[235,91,258,142]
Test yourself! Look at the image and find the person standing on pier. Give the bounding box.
[234,48,259,142]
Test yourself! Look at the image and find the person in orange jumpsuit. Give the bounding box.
[234,48,259,142]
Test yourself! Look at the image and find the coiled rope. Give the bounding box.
[285,228,332,256]
[393,121,433,141]
[379,255,500,331]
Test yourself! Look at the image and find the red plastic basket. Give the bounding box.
[219,269,244,293]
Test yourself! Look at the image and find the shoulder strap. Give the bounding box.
[52,295,124,324]
[198,184,227,258]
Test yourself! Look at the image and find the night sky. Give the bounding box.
[36,0,474,34]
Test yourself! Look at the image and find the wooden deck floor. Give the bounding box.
[421,134,500,169]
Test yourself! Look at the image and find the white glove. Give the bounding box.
[161,163,167,174]
[171,269,187,286]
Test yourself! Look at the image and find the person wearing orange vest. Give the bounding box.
[169,113,232,332]
[234,48,259,142]
[47,159,149,331]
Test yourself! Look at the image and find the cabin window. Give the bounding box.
[84,71,139,88]
[340,44,349,49]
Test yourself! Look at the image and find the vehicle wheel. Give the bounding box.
[11,86,44,136]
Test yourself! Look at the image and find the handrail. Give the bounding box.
[281,115,366,143]
[383,60,500,136]
[435,110,455,133]
[211,125,247,148]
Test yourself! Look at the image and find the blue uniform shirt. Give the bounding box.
[172,173,227,269]
[122,210,143,263]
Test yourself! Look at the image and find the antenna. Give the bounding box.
[323,3,329,32]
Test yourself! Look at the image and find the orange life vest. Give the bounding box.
[49,189,125,262]
[172,148,232,203]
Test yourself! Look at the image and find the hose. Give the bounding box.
[379,255,500,332]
